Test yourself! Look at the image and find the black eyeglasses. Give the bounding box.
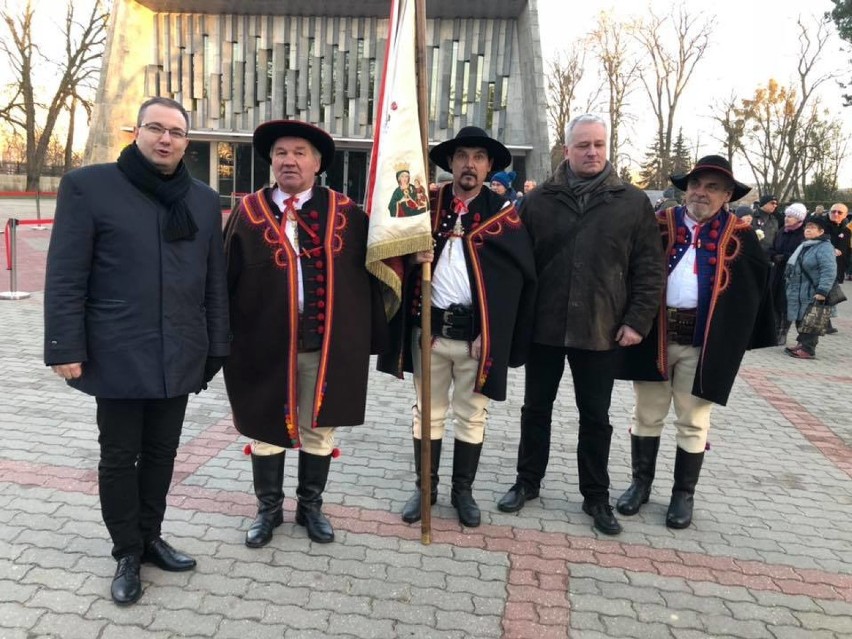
[830,209,846,215]
[139,122,188,140]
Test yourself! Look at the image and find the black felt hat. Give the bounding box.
[670,155,751,201]
[804,215,831,233]
[429,126,512,173]
[252,120,335,174]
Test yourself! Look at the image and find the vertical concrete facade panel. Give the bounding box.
[85,0,156,163]
[86,0,551,182]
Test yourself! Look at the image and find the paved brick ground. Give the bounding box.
[1,220,851,638]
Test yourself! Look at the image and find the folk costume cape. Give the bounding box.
[223,186,388,448]
[618,206,776,406]
[378,183,537,401]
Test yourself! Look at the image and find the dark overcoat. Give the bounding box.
[618,207,776,406]
[223,186,387,448]
[378,184,537,401]
[520,161,664,350]
[43,163,230,398]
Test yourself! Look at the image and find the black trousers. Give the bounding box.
[95,396,188,559]
[794,321,819,354]
[514,343,618,504]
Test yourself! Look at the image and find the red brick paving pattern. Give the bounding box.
[1,407,850,639]
[3,233,851,637]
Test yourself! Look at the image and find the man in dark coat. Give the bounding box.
[378,126,536,528]
[44,97,230,606]
[616,155,775,529]
[752,194,779,255]
[496,114,664,536]
[223,120,387,547]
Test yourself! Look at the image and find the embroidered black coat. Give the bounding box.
[378,184,537,401]
[617,207,776,406]
[44,163,230,398]
[223,186,388,447]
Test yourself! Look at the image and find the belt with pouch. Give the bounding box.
[666,307,696,346]
[418,304,478,341]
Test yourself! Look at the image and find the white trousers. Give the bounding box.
[632,343,713,454]
[411,329,489,444]
[250,351,335,456]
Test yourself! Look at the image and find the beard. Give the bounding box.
[685,201,719,223]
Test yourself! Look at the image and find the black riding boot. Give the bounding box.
[401,439,442,524]
[295,451,335,543]
[666,447,704,529]
[616,436,661,516]
[245,452,286,548]
[450,440,483,528]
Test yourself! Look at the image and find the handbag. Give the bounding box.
[799,257,847,306]
[827,282,847,306]
[799,301,832,336]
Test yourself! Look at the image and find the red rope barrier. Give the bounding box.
[3,218,53,270]
[16,219,54,226]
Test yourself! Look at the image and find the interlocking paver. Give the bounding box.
[2,219,851,638]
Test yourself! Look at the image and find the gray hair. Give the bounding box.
[565,114,608,145]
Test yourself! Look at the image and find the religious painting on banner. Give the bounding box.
[365,0,433,319]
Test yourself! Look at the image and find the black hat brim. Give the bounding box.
[429,136,512,173]
[253,120,336,175]
[670,169,750,202]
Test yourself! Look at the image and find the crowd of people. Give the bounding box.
[658,191,851,359]
[42,98,846,607]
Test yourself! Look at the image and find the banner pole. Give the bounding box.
[415,0,432,545]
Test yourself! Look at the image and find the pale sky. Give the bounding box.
[535,0,851,186]
[4,0,849,185]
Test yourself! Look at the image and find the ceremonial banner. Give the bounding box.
[365,0,433,318]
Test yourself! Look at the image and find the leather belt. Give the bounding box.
[418,304,478,341]
[666,307,696,345]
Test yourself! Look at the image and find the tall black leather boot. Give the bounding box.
[401,438,442,524]
[450,440,483,528]
[616,436,661,516]
[245,452,286,548]
[295,451,335,543]
[666,447,704,529]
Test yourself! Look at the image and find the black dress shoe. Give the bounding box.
[497,483,539,513]
[582,501,623,535]
[141,538,197,572]
[111,555,142,606]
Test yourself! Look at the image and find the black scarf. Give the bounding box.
[561,161,614,212]
[116,143,198,242]
[563,161,614,197]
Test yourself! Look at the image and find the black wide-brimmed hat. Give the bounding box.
[252,120,335,174]
[804,214,831,233]
[429,126,512,173]
[670,155,751,201]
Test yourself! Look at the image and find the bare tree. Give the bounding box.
[735,16,838,200]
[630,3,714,183]
[0,0,108,190]
[709,92,745,165]
[590,11,640,171]
[544,44,604,171]
[545,45,587,148]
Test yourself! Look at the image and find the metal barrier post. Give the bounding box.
[1,219,32,300]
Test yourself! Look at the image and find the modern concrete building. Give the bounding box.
[87,0,551,205]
